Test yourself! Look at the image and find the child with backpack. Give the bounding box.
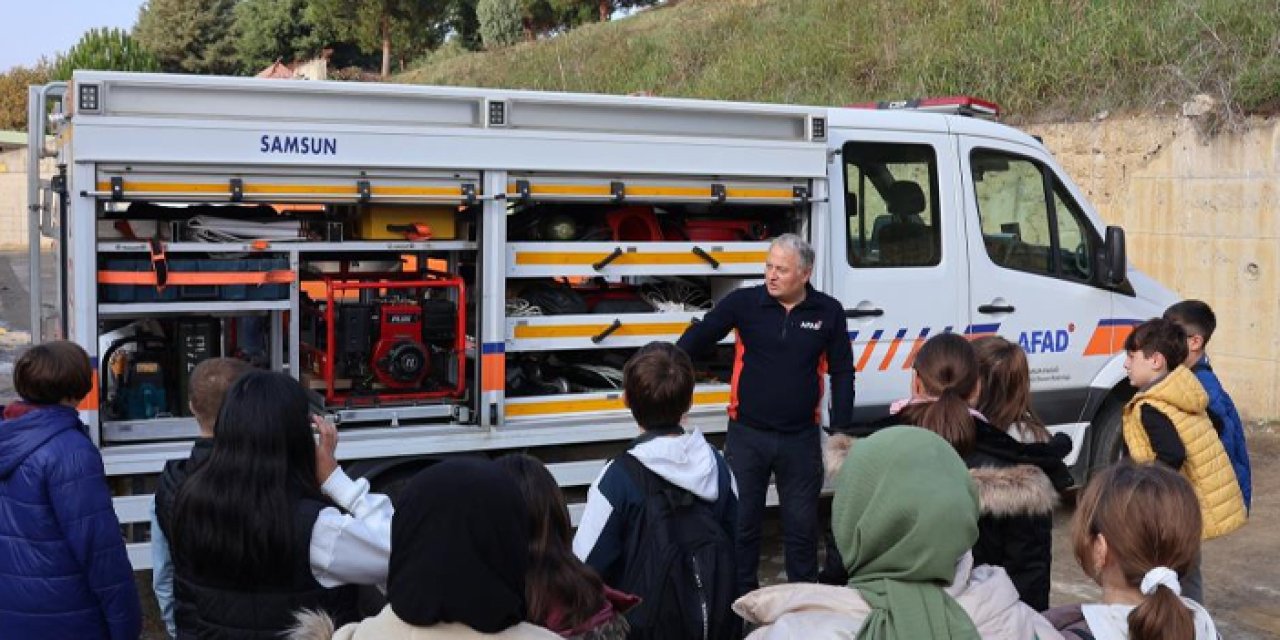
[572,341,740,640]
[1044,461,1221,640]
[496,453,638,639]
[1163,300,1251,511]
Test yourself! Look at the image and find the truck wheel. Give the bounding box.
[1084,395,1127,481]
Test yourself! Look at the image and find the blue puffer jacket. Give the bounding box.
[0,404,142,640]
[1193,357,1253,511]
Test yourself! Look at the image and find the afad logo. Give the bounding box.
[1019,323,1075,354]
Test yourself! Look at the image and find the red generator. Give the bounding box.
[301,273,466,406]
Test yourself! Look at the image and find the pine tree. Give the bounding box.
[134,0,241,75]
[478,0,524,48]
[52,28,161,81]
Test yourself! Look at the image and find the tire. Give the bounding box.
[1082,393,1130,482]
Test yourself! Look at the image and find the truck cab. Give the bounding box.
[823,100,1176,468]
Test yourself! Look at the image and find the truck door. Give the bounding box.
[959,137,1115,431]
[828,132,968,421]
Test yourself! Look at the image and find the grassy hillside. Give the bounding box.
[399,0,1280,121]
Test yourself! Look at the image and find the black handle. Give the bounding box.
[978,304,1016,314]
[591,319,623,344]
[691,246,720,269]
[845,308,884,318]
[592,247,624,271]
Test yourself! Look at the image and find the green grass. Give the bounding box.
[398,0,1280,122]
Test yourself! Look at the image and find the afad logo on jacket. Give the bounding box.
[799,320,823,330]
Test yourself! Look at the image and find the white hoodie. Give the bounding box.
[572,430,735,572]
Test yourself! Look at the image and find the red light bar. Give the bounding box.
[848,96,1001,119]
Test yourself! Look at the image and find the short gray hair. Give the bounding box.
[770,233,814,271]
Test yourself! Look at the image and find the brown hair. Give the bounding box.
[897,333,978,456]
[495,453,606,630]
[1163,300,1217,344]
[1124,319,1188,372]
[188,358,252,434]
[623,342,694,429]
[14,340,93,405]
[1072,461,1201,640]
[972,336,1049,442]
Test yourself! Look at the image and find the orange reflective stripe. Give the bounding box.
[98,270,297,285]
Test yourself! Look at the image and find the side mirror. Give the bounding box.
[1103,225,1126,286]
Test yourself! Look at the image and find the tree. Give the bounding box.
[477,0,523,49]
[0,63,51,131]
[442,0,482,51]
[547,0,661,26]
[234,0,339,72]
[307,0,445,79]
[52,28,161,81]
[134,0,241,75]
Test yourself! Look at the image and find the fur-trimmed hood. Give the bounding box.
[825,432,1057,517]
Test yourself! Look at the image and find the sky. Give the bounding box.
[1,0,145,71]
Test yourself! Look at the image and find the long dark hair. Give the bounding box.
[972,336,1050,442]
[898,333,979,455]
[172,370,325,585]
[1072,462,1201,640]
[495,453,606,630]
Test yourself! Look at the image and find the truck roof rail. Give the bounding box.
[848,96,1001,120]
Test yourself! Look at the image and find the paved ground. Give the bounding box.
[1,248,1277,638]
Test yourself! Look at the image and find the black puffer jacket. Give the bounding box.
[174,498,360,639]
[822,416,1061,611]
[966,418,1059,612]
[155,438,213,542]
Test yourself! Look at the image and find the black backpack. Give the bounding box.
[614,452,740,640]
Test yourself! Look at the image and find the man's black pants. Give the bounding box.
[724,420,823,593]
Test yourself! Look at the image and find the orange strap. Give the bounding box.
[386,223,433,241]
[98,270,297,286]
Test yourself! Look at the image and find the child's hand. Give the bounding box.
[313,414,339,485]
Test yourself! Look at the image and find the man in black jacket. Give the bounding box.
[677,233,855,593]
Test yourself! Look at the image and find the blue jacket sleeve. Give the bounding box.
[572,463,634,586]
[47,436,142,640]
[676,291,740,358]
[825,305,856,429]
[150,499,176,638]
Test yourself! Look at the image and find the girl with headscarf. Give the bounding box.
[734,427,1062,640]
[289,458,560,639]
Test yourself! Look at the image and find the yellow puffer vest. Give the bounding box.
[1122,365,1246,540]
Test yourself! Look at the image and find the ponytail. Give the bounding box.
[901,333,981,457]
[899,388,976,456]
[1129,582,1195,640]
[1071,466,1203,640]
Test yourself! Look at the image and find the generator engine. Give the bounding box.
[371,301,429,389]
[327,296,458,392]
[302,273,466,406]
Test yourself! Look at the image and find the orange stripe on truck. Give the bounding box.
[1084,320,1138,356]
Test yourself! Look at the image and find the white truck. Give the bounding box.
[25,73,1176,568]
